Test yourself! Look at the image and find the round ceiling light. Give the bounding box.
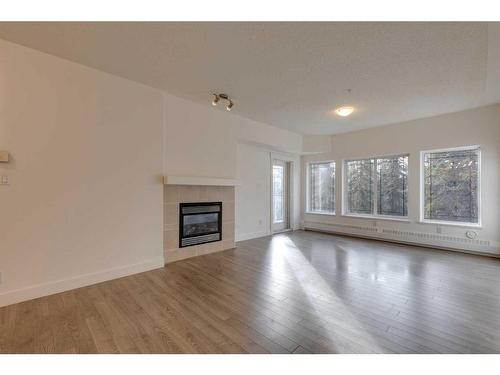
[335,106,355,117]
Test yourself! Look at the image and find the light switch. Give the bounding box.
[1,175,9,185]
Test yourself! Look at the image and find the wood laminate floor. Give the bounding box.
[1,230,500,354]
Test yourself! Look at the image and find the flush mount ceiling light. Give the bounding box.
[335,106,355,117]
[212,93,234,112]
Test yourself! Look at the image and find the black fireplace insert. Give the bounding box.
[179,202,222,248]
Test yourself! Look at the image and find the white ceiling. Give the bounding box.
[0,22,499,135]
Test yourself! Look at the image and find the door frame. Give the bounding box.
[270,152,296,234]
[271,159,289,233]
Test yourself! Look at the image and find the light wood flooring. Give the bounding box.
[1,230,500,353]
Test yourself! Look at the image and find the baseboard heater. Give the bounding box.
[303,221,498,258]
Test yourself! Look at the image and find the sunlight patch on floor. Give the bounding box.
[272,235,385,353]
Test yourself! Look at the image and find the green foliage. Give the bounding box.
[309,162,335,213]
[424,149,479,223]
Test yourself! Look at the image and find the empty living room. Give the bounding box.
[1,1,500,374]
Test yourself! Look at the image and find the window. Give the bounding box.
[422,147,480,225]
[345,159,374,215]
[377,156,408,217]
[308,161,335,214]
[344,155,408,218]
[272,165,284,222]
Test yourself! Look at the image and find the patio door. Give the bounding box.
[272,159,290,233]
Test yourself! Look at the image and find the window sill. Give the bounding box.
[418,220,482,229]
[341,214,411,223]
[305,211,336,216]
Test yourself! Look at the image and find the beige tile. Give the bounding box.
[220,186,235,202]
[164,249,176,263]
[164,229,179,251]
[211,241,224,253]
[179,185,200,202]
[179,247,197,260]
[165,247,197,263]
[222,239,236,250]
[222,221,235,240]
[164,203,179,226]
[198,241,223,256]
[165,223,177,231]
[199,186,222,202]
[164,186,179,203]
[195,244,211,256]
[222,201,235,222]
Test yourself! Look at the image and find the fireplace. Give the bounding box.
[179,202,222,248]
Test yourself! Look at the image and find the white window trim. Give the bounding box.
[341,214,411,223]
[306,160,336,215]
[341,153,410,219]
[306,211,336,217]
[419,145,481,228]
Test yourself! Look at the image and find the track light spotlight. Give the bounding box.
[211,94,219,106]
[211,93,234,111]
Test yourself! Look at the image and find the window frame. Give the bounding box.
[306,160,336,216]
[341,153,410,221]
[419,145,482,228]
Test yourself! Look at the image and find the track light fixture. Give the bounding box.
[211,93,234,112]
[211,94,219,106]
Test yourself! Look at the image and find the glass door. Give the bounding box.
[272,159,289,232]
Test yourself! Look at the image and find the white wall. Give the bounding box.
[235,143,301,241]
[163,92,302,179]
[162,93,304,243]
[0,39,305,307]
[302,135,332,154]
[5,34,496,310]
[302,104,500,255]
[0,40,165,306]
[235,143,271,241]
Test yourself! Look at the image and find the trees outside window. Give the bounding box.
[345,159,374,214]
[345,155,408,217]
[423,147,480,224]
[377,156,408,217]
[308,162,335,214]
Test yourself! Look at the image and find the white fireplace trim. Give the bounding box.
[163,175,240,186]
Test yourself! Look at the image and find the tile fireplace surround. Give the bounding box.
[164,185,235,263]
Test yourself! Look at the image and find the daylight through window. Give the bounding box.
[308,162,335,214]
[345,155,408,217]
[423,147,480,224]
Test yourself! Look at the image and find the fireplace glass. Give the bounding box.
[179,202,222,247]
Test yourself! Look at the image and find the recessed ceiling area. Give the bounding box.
[0,22,499,135]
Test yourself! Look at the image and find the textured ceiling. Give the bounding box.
[0,22,498,135]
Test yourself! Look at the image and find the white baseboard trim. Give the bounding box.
[303,221,500,258]
[0,257,165,308]
[236,230,271,242]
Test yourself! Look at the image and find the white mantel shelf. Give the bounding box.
[163,175,241,186]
